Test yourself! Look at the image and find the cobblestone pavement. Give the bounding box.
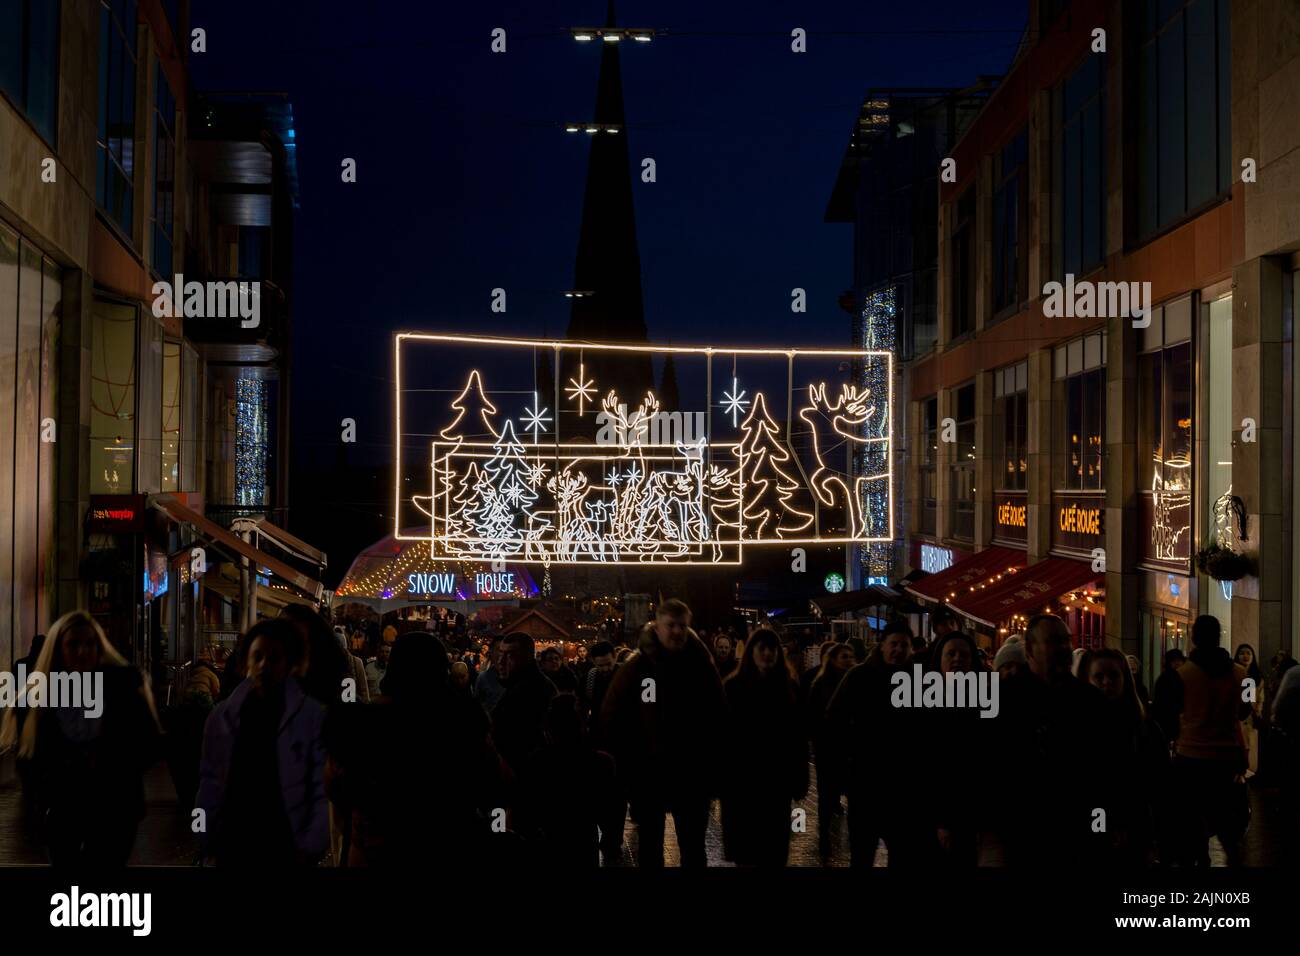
[0,760,1288,867]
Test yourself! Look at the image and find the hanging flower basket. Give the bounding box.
[1195,542,1256,582]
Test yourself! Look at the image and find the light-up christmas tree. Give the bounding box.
[737,392,813,539]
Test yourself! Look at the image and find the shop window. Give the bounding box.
[0,0,60,146]
[1135,0,1231,240]
[161,341,181,491]
[992,129,1028,314]
[1139,298,1194,565]
[0,223,64,646]
[950,187,976,340]
[152,64,176,278]
[994,362,1028,491]
[920,397,937,536]
[951,384,976,540]
[90,299,138,494]
[1053,53,1106,279]
[97,0,138,238]
[1053,332,1106,491]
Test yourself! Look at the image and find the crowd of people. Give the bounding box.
[3,599,1300,868]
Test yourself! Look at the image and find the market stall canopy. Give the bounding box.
[810,585,921,619]
[949,557,1101,628]
[905,547,1026,605]
[334,529,538,612]
[896,567,929,588]
[204,564,317,612]
[151,493,324,602]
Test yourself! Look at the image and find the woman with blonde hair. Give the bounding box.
[0,610,160,866]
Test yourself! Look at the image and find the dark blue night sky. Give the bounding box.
[189,0,1026,471]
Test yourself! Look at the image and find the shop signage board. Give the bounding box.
[1052,493,1105,555]
[88,495,148,533]
[993,492,1028,545]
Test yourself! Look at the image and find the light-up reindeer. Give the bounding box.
[798,383,875,539]
[547,470,598,561]
[635,439,709,555]
[600,389,659,546]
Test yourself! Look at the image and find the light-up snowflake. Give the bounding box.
[520,392,552,443]
[722,376,750,426]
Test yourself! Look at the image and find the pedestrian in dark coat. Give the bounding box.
[990,614,1106,868]
[807,643,854,860]
[515,695,620,867]
[599,599,727,867]
[0,611,161,867]
[491,632,558,775]
[921,631,987,867]
[1077,648,1171,866]
[197,620,328,867]
[328,632,509,866]
[720,628,808,867]
[825,621,927,867]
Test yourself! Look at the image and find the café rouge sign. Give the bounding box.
[1058,502,1102,536]
[997,502,1027,528]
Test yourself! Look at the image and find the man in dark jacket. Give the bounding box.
[825,620,926,867]
[992,613,1105,867]
[599,599,727,867]
[491,632,557,775]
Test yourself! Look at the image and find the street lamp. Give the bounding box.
[562,123,622,135]
[570,27,657,43]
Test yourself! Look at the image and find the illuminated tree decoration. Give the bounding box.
[440,369,498,442]
[470,419,544,559]
[737,392,813,538]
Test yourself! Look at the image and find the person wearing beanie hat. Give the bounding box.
[993,637,1026,679]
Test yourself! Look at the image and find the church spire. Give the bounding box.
[562,0,654,425]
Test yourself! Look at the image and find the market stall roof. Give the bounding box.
[949,556,1101,628]
[905,547,1026,604]
[811,585,920,619]
[333,529,538,610]
[896,567,929,588]
[151,493,324,602]
[204,565,316,611]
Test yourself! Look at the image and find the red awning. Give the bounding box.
[905,547,1026,604]
[950,556,1101,628]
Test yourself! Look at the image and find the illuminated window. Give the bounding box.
[1053,332,1106,491]
[920,397,938,536]
[994,362,1028,491]
[951,383,976,540]
[90,299,138,494]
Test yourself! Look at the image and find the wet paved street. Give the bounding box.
[1,759,1288,867]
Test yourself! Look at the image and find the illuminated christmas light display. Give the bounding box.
[858,286,897,584]
[721,375,750,426]
[396,333,893,564]
[565,361,596,415]
[235,377,267,506]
